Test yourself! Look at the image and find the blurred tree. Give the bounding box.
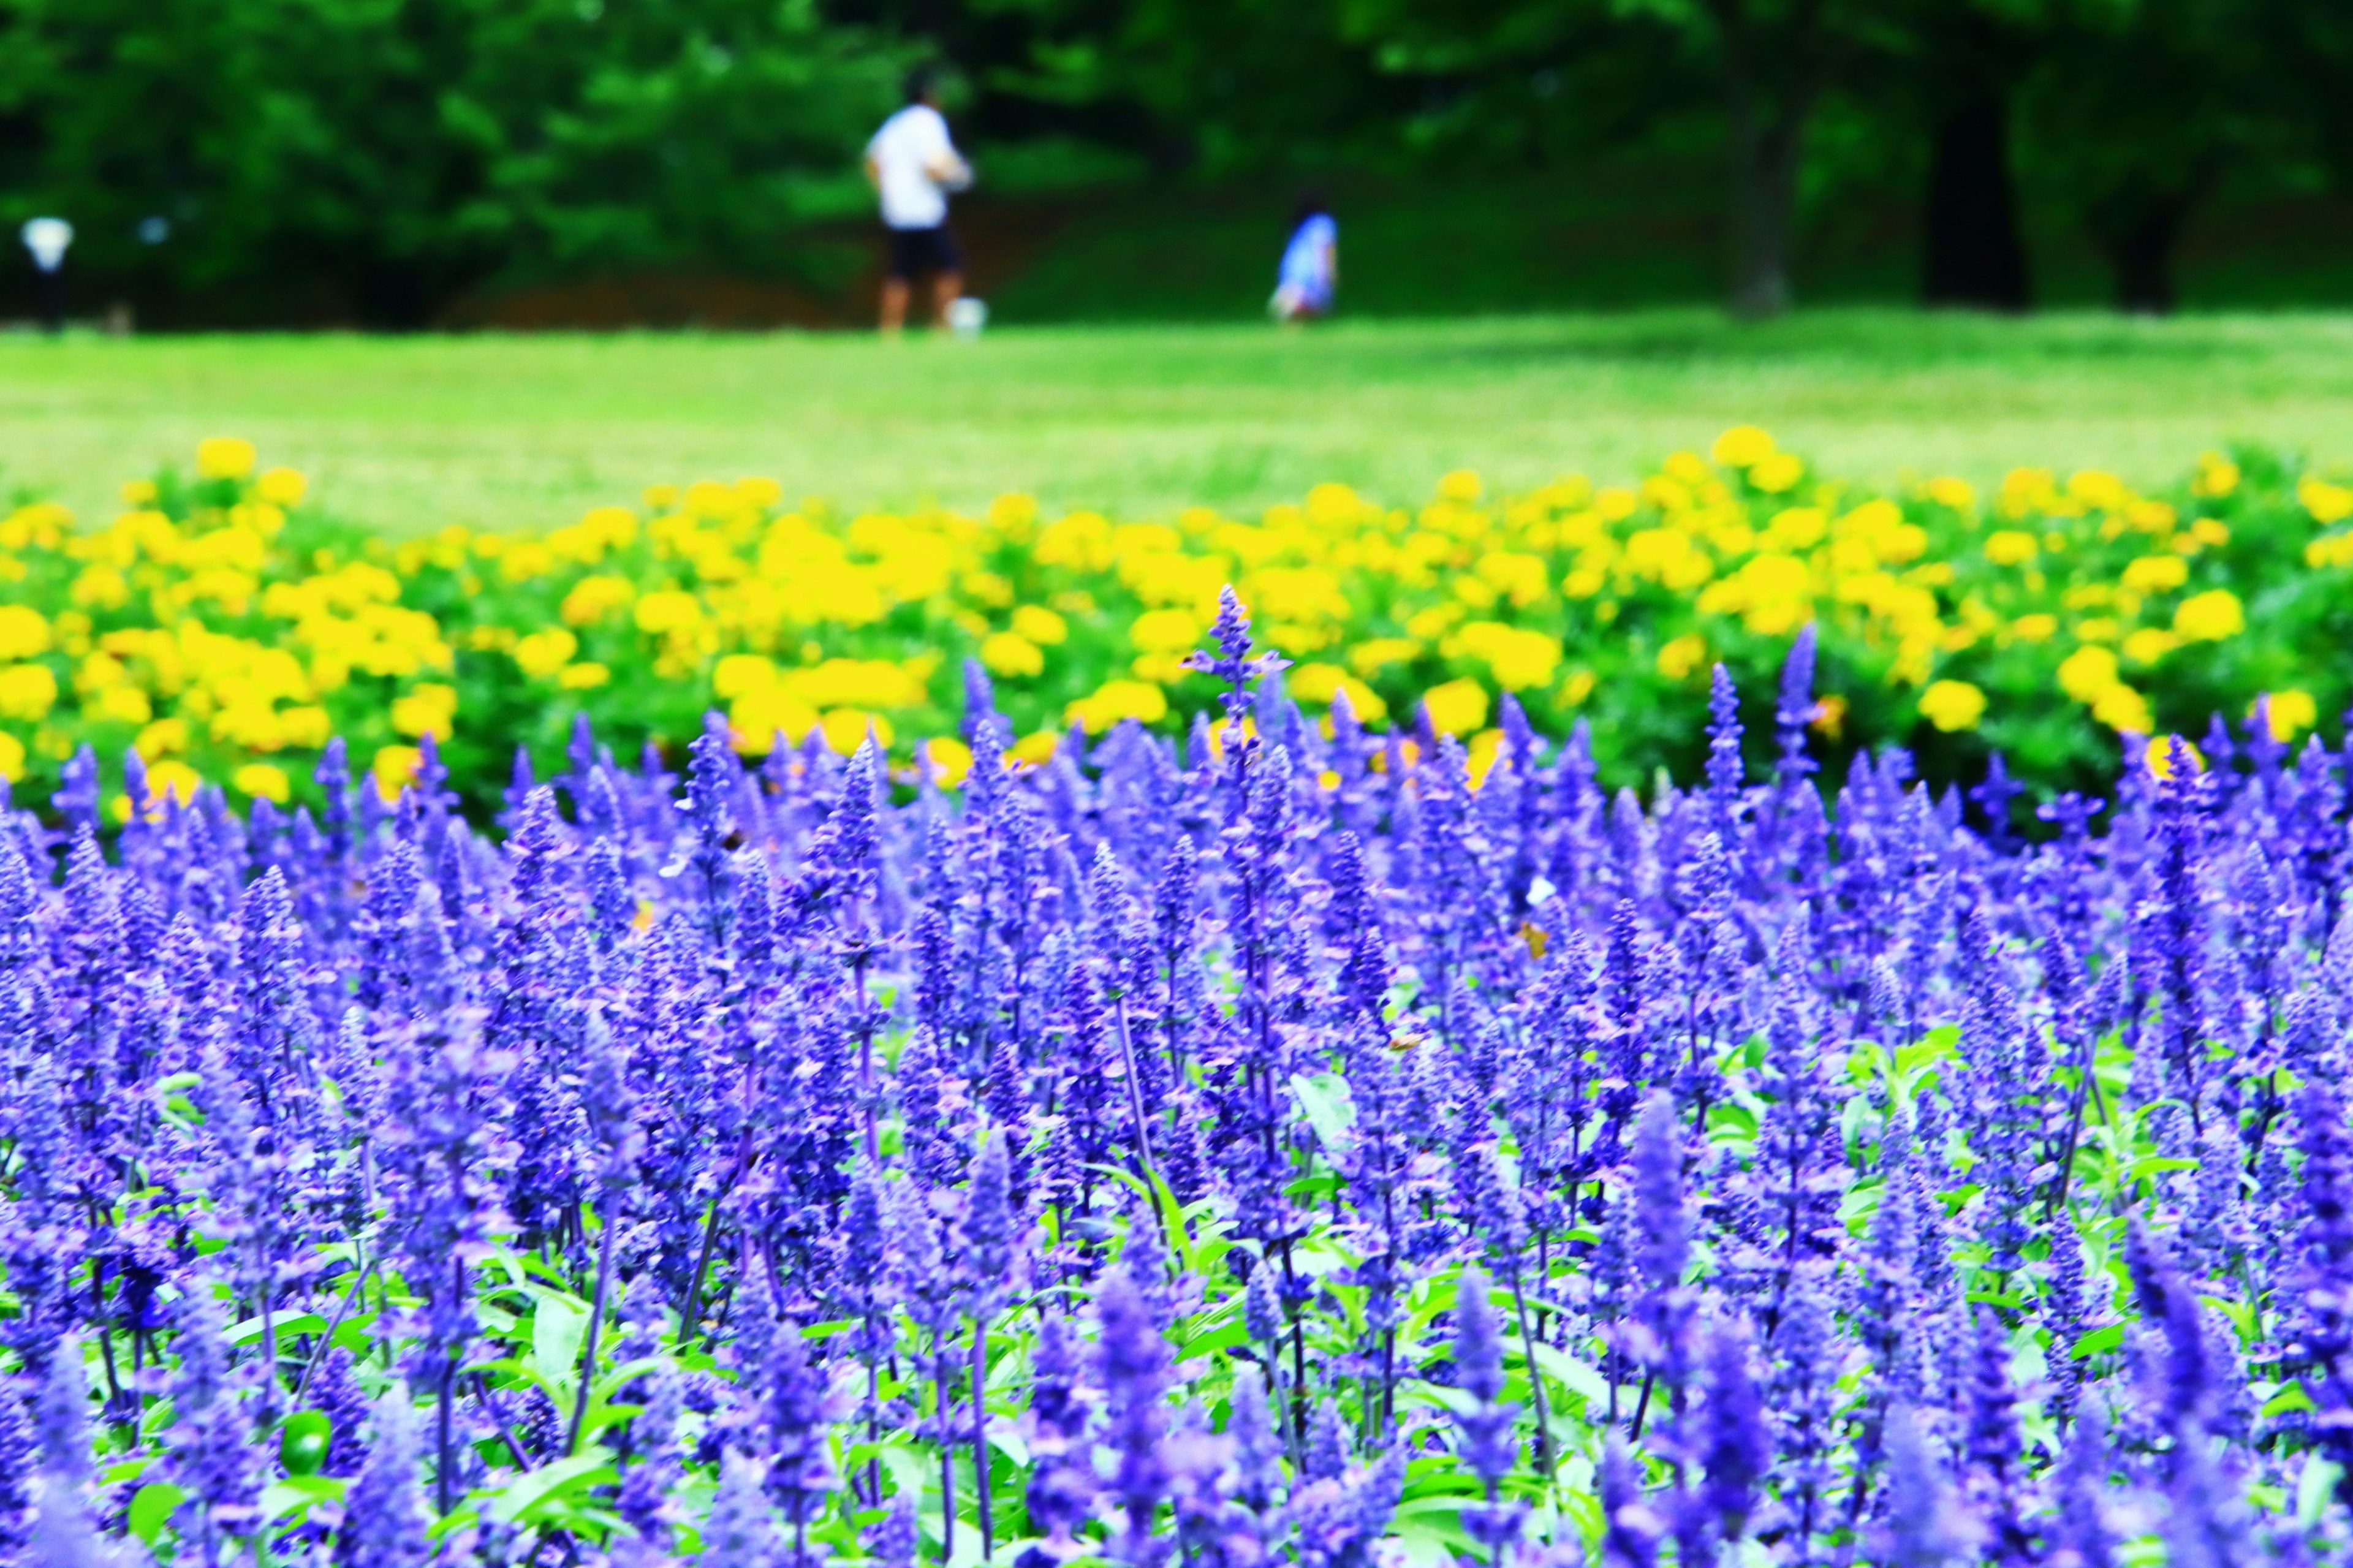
[1910,4,2034,310]
[0,0,904,325]
[2015,0,2323,312]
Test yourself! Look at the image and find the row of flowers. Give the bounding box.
[1,431,2348,815]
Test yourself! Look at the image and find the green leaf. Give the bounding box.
[2264,1381,2317,1419]
[2070,1323,2126,1360]
[260,1475,347,1526]
[1530,1343,1613,1409]
[1290,1072,1357,1153]
[224,1311,327,1347]
[528,1289,593,1394]
[487,1451,615,1524]
[128,1482,186,1547]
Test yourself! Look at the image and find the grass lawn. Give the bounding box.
[6,308,2353,534]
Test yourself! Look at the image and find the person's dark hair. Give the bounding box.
[904,66,943,105]
[1290,189,1330,230]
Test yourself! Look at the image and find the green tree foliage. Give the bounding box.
[0,0,906,324]
[0,0,2342,324]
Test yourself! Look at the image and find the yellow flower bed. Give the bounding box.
[1,430,2346,811]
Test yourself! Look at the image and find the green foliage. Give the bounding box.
[0,0,909,324]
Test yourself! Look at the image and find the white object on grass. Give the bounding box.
[947,297,988,336]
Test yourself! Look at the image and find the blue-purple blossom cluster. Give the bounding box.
[5,591,2353,1568]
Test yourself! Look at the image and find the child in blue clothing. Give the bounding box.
[1270,193,1336,322]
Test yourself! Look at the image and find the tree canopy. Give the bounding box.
[0,0,2341,324]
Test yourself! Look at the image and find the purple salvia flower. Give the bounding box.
[1961,1308,2031,1568]
[1703,663,1747,851]
[870,1492,920,1568]
[1773,625,1819,786]
[1877,1403,1977,1567]
[333,1385,430,1568]
[702,1450,780,1568]
[0,1375,31,1557]
[1449,1265,1524,1560]
[1096,1262,1174,1566]
[2047,1402,2115,1568]
[1696,1315,1767,1553]
[1597,1437,1660,1568]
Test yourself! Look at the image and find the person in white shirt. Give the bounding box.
[863,68,974,333]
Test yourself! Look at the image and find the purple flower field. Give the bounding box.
[5,589,2353,1567]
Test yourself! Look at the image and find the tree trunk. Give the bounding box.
[2091,189,2197,314]
[1921,91,2031,311]
[1718,0,1821,319]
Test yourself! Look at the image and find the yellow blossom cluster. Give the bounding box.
[0,433,2345,806]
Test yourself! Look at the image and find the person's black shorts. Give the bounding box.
[886,224,963,281]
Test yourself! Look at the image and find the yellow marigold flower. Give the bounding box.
[729,685,816,752]
[0,606,49,661]
[713,653,776,699]
[1453,621,1561,691]
[513,629,580,680]
[1559,668,1597,708]
[559,662,612,690]
[1420,677,1489,735]
[1008,729,1060,765]
[2254,689,2317,740]
[233,763,290,803]
[1013,605,1069,646]
[372,744,422,801]
[278,706,332,748]
[1436,469,1483,504]
[1465,728,1507,789]
[2172,588,2243,642]
[0,730,21,782]
[1749,452,1805,493]
[2093,684,2153,735]
[1289,663,1389,723]
[634,588,704,635]
[1918,679,1986,733]
[2121,628,2179,665]
[2010,614,2057,643]
[1656,632,1708,681]
[120,479,159,506]
[135,718,189,757]
[2121,555,2188,594]
[986,493,1040,533]
[1764,507,1827,550]
[1131,608,1203,653]
[1348,638,1420,678]
[1709,425,1776,468]
[1984,530,2039,566]
[1066,679,1169,733]
[819,709,891,755]
[980,631,1044,679]
[142,759,203,809]
[2300,476,2353,525]
[95,685,152,727]
[2189,518,2229,547]
[70,566,128,609]
[256,467,308,507]
[2192,453,2239,499]
[390,682,458,740]
[2057,646,2120,703]
[563,574,637,626]
[195,437,257,480]
[0,663,59,722]
[926,736,974,787]
[1925,476,1977,512]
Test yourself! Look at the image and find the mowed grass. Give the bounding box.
[6,308,2353,533]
